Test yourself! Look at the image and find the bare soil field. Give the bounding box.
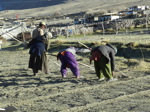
[0,35,150,112]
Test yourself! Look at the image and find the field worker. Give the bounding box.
[57,47,80,79]
[90,43,117,81]
[28,21,47,47]
[28,22,52,76]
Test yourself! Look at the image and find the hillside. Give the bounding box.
[0,0,150,18]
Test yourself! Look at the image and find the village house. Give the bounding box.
[128,6,149,11]
[118,5,150,18]
[74,13,119,24]
[118,10,138,18]
[73,5,150,24]
[74,18,86,24]
[141,10,150,17]
[98,15,119,21]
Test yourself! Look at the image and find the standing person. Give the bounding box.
[57,47,80,79]
[90,43,117,81]
[28,22,52,75]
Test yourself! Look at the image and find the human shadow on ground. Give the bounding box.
[0,70,103,87]
[2,43,26,51]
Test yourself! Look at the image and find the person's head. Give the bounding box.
[106,44,117,54]
[39,22,46,28]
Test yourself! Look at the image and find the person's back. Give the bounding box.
[32,27,44,39]
[90,43,117,81]
[92,44,116,61]
[57,47,80,79]
[28,22,46,48]
[32,21,46,39]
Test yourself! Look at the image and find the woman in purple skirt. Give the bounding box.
[57,47,80,79]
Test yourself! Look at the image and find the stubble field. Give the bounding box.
[0,34,150,112]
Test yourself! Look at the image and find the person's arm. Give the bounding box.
[46,32,53,50]
[109,52,115,77]
[46,38,51,51]
[39,28,44,36]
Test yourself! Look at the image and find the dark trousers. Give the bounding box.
[28,52,49,74]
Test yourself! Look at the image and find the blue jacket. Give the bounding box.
[29,38,46,57]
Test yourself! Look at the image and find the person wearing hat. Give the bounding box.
[28,21,47,47]
[90,43,117,81]
[28,22,52,76]
[57,47,80,79]
[32,21,46,39]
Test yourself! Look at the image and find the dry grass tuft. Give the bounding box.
[126,59,140,67]
[54,40,65,45]
[125,59,149,71]
[125,42,138,48]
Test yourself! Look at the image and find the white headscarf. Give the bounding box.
[66,47,76,56]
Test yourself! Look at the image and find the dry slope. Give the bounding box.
[0,0,150,18]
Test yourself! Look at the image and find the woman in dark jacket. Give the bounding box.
[90,44,117,81]
[28,29,51,76]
